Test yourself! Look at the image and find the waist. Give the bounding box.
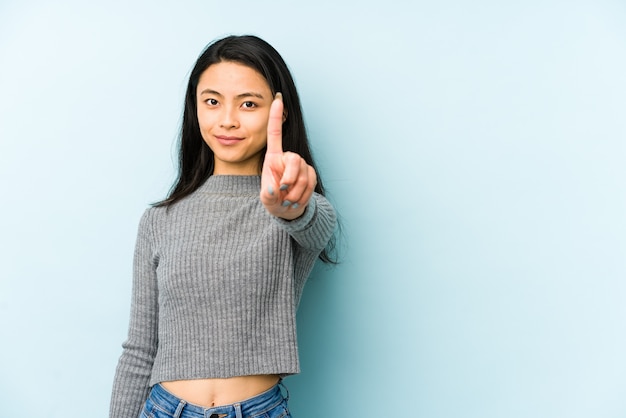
[160,375,281,408]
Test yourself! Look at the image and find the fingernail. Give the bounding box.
[291,203,299,209]
[279,184,289,191]
[282,200,292,207]
[268,185,274,196]
[276,92,283,100]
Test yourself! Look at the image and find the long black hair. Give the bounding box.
[155,35,337,263]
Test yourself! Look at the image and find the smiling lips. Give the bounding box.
[215,135,244,146]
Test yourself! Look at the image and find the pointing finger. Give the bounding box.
[266,92,284,155]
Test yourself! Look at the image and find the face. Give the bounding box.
[196,61,273,175]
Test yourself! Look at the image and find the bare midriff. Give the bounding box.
[160,375,280,407]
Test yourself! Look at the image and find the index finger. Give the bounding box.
[266,92,284,154]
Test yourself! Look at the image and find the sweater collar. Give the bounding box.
[198,175,261,195]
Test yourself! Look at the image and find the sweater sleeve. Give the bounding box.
[273,192,337,252]
[109,208,159,418]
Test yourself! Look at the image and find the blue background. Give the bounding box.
[1,1,625,417]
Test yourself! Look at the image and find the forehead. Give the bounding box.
[197,61,270,93]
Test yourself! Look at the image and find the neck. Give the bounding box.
[213,159,262,176]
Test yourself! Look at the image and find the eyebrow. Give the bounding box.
[198,89,265,100]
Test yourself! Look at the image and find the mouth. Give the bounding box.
[215,135,244,146]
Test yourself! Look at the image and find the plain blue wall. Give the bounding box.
[1,1,625,417]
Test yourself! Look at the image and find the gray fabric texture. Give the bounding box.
[109,175,336,418]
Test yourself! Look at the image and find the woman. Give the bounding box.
[109,35,337,418]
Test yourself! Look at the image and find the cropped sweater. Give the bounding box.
[109,175,336,418]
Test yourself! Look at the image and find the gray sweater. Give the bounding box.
[109,175,336,417]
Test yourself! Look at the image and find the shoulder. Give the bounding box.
[137,205,166,236]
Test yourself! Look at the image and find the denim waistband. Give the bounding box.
[147,382,287,418]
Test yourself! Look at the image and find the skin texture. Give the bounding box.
[161,61,317,406]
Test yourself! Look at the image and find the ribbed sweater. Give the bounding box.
[109,175,336,418]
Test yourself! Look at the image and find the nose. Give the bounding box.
[219,105,239,129]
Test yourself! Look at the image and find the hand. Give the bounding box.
[260,93,317,220]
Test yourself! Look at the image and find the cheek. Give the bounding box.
[196,109,211,129]
[248,113,269,138]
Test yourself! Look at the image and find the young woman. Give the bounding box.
[109,35,337,418]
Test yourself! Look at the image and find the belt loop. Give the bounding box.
[279,379,290,402]
[234,403,243,418]
[173,399,187,418]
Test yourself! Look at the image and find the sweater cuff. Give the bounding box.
[272,195,317,233]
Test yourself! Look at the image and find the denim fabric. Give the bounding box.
[139,382,291,418]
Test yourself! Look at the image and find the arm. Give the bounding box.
[273,192,337,252]
[109,209,159,418]
[260,93,336,251]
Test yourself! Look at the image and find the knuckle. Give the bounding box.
[268,127,282,136]
[285,152,300,163]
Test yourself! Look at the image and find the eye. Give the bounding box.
[241,101,257,109]
[205,98,219,106]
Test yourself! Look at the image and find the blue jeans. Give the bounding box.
[139,382,291,418]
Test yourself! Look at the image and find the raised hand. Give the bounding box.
[260,93,317,220]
